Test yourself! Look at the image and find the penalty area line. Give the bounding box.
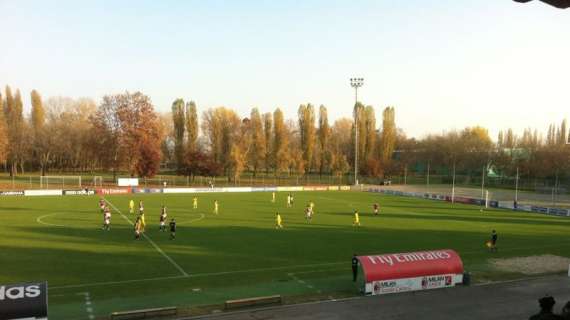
[104,198,189,277]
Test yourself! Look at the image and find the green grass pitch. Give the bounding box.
[1,191,569,319]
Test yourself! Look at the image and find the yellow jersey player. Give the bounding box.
[286,194,291,208]
[138,201,146,232]
[309,201,315,214]
[276,212,283,229]
[213,200,219,215]
[353,210,360,227]
[129,199,135,214]
[271,192,275,203]
[193,197,198,209]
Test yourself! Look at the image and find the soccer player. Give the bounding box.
[290,194,294,205]
[193,197,198,210]
[134,216,142,240]
[353,210,360,227]
[490,230,498,252]
[305,205,312,222]
[271,192,276,203]
[309,201,315,214]
[286,194,291,208]
[159,206,167,231]
[169,218,176,240]
[213,200,219,215]
[129,199,135,214]
[276,212,283,229]
[138,201,146,232]
[102,206,111,231]
[99,198,105,213]
[373,203,379,215]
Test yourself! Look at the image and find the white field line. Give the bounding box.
[50,261,347,290]
[178,213,205,225]
[53,275,188,290]
[104,199,189,277]
[36,213,66,227]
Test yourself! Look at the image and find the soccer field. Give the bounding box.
[1,190,570,319]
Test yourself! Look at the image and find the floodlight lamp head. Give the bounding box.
[350,77,364,88]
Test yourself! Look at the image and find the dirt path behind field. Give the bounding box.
[491,255,570,275]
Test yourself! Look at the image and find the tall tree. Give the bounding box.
[30,90,48,174]
[317,105,331,175]
[30,90,45,133]
[4,86,14,117]
[6,89,26,175]
[262,112,273,173]
[185,101,198,153]
[248,108,265,176]
[331,118,352,181]
[229,118,251,182]
[380,106,396,175]
[0,98,7,165]
[171,98,186,172]
[298,103,316,174]
[201,107,241,176]
[363,105,377,174]
[92,92,161,178]
[273,108,289,174]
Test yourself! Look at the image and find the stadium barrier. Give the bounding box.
[277,186,304,191]
[110,306,177,319]
[224,294,282,310]
[132,188,163,194]
[0,190,24,196]
[23,189,63,196]
[357,249,464,296]
[367,186,570,217]
[0,185,352,197]
[64,189,95,195]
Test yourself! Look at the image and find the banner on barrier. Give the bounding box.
[24,189,63,196]
[96,188,130,195]
[64,189,95,196]
[117,178,138,187]
[0,281,48,320]
[163,188,195,194]
[223,187,253,192]
[0,191,24,196]
[277,186,304,192]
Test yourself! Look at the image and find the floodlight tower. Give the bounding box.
[350,77,364,185]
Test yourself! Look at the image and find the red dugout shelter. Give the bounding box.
[357,249,464,295]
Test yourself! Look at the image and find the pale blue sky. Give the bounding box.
[1,0,569,139]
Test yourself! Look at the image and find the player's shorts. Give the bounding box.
[160,221,165,226]
[105,219,110,225]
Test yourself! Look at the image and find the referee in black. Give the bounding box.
[352,254,359,282]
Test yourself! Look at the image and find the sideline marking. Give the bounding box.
[51,261,347,290]
[36,213,66,227]
[76,292,95,320]
[104,199,189,277]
